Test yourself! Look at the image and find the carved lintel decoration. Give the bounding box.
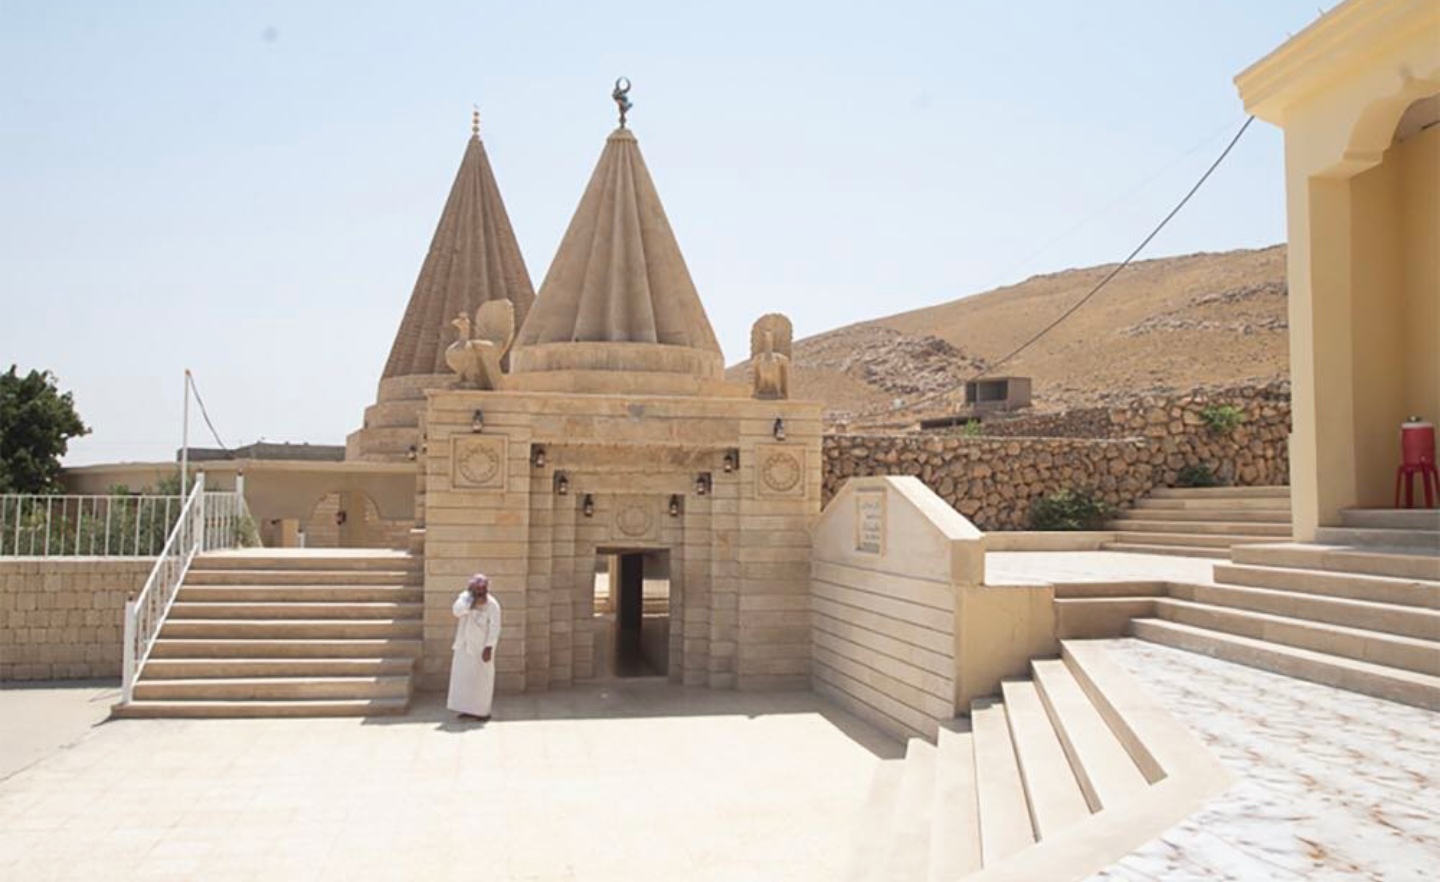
[754,443,805,498]
[750,313,792,400]
[611,496,661,541]
[452,436,509,491]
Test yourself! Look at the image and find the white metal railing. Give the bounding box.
[0,493,182,557]
[121,474,252,703]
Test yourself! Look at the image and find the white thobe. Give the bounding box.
[447,591,501,717]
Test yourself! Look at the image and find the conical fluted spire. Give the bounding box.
[513,127,721,356]
[381,130,535,379]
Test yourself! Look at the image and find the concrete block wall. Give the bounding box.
[0,559,151,680]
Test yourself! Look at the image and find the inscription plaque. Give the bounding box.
[855,488,885,555]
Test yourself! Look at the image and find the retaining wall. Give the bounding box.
[0,559,150,681]
[825,385,1290,531]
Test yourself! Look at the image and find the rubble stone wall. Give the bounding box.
[824,386,1290,531]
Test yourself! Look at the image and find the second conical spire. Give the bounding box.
[513,126,721,356]
[381,127,535,379]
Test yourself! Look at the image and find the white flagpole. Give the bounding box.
[180,369,191,499]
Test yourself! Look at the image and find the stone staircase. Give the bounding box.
[114,551,424,718]
[847,640,1231,882]
[1130,507,1440,711]
[1103,486,1291,559]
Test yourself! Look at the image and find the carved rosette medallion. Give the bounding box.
[755,444,806,498]
[612,497,660,541]
[452,436,508,491]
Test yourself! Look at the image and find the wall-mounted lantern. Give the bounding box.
[532,445,547,468]
[722,449,739,472]
[554,472,570,496]
[406,444,418,461]
[471,409,485,433]
[668,494,683,517]
[582,494,595,517]
[772,418,786,441]
[695,472,711,495]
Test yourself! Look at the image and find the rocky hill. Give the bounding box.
[727,245,1288,428]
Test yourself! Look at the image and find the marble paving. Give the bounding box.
[986,550,1220,586]
[1090,638,1440,882]
[0,681,901,881]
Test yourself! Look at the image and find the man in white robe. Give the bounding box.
[447,573,501,721]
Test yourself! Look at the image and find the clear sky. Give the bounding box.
[1,1,1326,466]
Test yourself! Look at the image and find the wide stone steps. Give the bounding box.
[1340,509,1440,530]
[1131,618,1440,710]
[1103,486,1292,559]
[1167,582,1439,641]
[142,657,417,678]
[849,640,1230,881]
[185,569,419,586]
[1313,526,1440,551]
[1118,507,1291,523]
[1212,562,1440,609]
[1109,519,1291,536]
[133,675,411,701]
[168,601,424,620]
[1150,486,1290,499]
[1232,542,1440,582]
[1151,598,1437,675]
[194,553,422,572]
[113,697,410,718]
[1135,496,1290,511]
[160,619,424,640]
[119,551,424,718]
[1121,520,1440,710]
[1100,543,1230,560]
[149,638,423,659]
[177,585,423,603]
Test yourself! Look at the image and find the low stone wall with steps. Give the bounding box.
[825,385,1290,531]
[848,639,1233,881]
[1039,536,1440,711]
[116,551,425,718]
[0,558,150,680]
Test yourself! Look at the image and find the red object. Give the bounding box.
[1395,419,1438,508]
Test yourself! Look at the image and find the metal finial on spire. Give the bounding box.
[471,104,480,138]
[612,77,633,128]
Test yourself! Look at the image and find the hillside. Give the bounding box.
[727,245,1288,427]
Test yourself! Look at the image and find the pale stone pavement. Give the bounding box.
[0,680,903,881]
[1092,639,1440,881]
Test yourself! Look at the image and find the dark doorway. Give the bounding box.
[595,550,670,678]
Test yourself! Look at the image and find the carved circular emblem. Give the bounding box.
[761,452,802,493]
[457,443,502,485]
[615,503,655,537]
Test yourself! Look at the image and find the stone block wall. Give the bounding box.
[0,559,151,680]
[825,385,1290,531]
[420,389,823,694]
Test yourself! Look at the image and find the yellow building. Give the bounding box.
[1236,0,1440,539]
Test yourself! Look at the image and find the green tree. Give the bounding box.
[0,365,90,493]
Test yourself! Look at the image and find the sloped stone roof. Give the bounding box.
[381,132,535,379]
[513,127,721,358]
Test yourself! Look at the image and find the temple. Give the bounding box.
[414,117,820,691]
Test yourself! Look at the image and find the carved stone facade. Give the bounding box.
[419,391,822,694]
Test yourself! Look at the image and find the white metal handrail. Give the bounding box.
[0,493,182,557]
[120,474,252,703]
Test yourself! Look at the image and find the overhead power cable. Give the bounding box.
[977,114,1257,380]
[868,113,1258,426]
[186,371,231,452]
